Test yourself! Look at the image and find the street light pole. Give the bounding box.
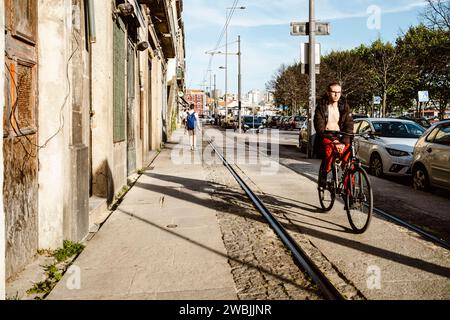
[237,35,242,133]
[308,0,316,158]
[225,9,228,120]
[225,6,245,122]
[214,73,217,121]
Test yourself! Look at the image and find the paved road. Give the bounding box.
[205,126,450,299]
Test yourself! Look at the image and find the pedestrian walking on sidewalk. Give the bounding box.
[186,103,200,151]
[314,82,354,189]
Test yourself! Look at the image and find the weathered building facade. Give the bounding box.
[2,0,185,284]
[1,0,5,300]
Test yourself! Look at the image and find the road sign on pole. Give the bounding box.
[373,96,381,105]
[290,22,330,36]
[418,91,429,102]
[300,43,321,74]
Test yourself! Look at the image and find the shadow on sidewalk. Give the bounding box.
[117,207,320,295]
[135,172,450,279]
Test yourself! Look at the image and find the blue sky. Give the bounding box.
[184,0,429,94]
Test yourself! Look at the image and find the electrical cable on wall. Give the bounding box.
[4,32,80,158]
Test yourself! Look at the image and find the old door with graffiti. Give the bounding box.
[3,0,39,278]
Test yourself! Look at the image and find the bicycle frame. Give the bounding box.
[319,130,373,233]
[329,136,362,198]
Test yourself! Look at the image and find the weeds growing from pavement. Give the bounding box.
[26,240,85,299]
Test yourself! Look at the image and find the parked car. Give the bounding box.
[353,118,426,177]
[242,115,265,133]
[285,115,306,130]
[221,115,236,129]
[397,116,431,128]
[267,115,281,128]
[279,116,291,130]
[298,121,308,153]
[352,114,369,120]
[411,120,450,191]
[199,114,214,125]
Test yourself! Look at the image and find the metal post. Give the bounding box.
[238,35,242,133]
[209,69,212,115]
[225,10,228,121]
[214,73,217,120]
[307,0,316,158]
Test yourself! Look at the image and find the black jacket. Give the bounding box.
[313,95,354,144]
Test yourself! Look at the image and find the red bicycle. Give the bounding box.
[318,130,373,233]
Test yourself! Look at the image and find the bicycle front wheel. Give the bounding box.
[345,168,373,233]
[318,165,336,212]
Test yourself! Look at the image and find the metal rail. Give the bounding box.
[373,207,450,251]
[207,138,344,300]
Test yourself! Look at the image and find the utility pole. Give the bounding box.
[225,10,228,120]
[214,73,217,122]
[308,0,316,158]
[238,35,242,133]
[290,0,329,158]
[209,69,212,116]
[224,6,245,122]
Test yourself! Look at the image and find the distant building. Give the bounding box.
[186,90,206,114]
[248,89,263,105]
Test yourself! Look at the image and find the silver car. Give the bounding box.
[353,118,426,177]
[412,120,450,191]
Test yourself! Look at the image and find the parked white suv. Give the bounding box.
[412,120,450,191]
[353,118,426,177]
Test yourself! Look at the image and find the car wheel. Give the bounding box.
[412,165,430,191]
[370,154,383,177]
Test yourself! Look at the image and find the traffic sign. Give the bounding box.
[418,91,429,102]
[290,22,330,36]
[373,96,381,105]
[301,64,320,75]
[300,43,321,64]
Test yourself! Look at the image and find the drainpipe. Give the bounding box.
[86,0,96,43]
[87,0,95,196]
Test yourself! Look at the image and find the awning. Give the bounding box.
[179,96,189,107]
[129,0,146,29]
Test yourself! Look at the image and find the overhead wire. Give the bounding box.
[201,0,240,90]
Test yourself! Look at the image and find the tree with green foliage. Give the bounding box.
[397,25,450,119]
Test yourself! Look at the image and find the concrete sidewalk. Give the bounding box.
[48,129,237,300]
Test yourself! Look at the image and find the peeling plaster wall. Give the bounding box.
[37,0,69,249]
[91,0,115,201]
[1,0,6,300]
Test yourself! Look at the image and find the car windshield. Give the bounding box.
[372,121,425,138]
[244,116,262,123]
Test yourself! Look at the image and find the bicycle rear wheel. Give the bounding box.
[318,164,336,211]
[345,168,373,233]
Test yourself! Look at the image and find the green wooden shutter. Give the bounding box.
[113,18,126,142]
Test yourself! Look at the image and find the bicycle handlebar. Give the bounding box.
[322,130,372,138]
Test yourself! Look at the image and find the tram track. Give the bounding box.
[207,136,345,300]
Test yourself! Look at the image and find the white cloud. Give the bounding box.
[184,0,428,91]
[184,0,429,28]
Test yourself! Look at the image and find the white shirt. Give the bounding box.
[326,104,340,131]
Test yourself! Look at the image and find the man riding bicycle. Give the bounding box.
[314,82,354,189]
